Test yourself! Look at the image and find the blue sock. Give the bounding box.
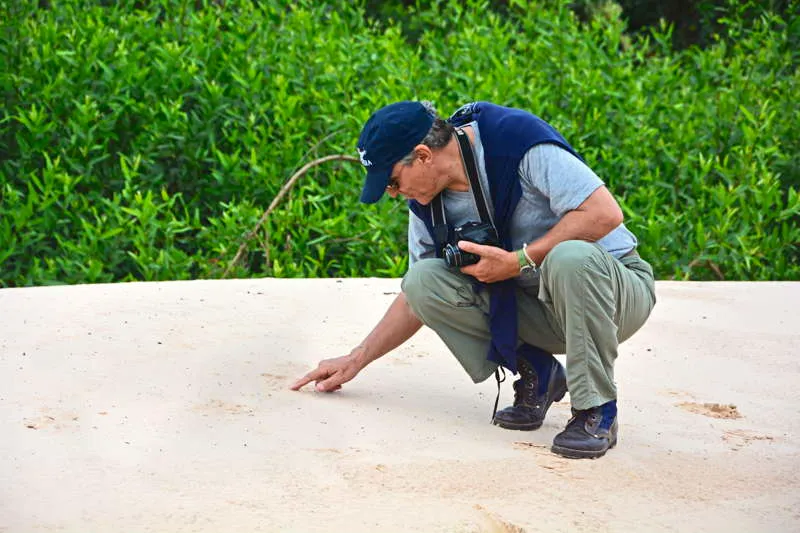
[599,400,617,430]
[517,344,556,395]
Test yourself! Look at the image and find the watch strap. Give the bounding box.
[516,249,528,271]
[520,244,538,272]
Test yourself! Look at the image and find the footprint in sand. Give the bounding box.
[677,402,742,419]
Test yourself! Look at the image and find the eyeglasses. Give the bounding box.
[386,176,399,192]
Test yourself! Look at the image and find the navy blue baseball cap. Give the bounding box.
[356,101,435,204]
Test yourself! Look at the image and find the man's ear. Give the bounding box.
[414,144,433,163]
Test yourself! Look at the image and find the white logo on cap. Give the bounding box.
[357,147,372,167]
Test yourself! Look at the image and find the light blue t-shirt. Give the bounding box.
[408,121,638,286]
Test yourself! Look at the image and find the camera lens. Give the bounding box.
[443,244,462,267]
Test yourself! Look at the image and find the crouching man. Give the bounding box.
[292,101,656,459]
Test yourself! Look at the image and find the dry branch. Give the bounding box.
[222,154,360,278]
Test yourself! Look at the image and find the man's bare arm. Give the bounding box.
[525,185,624,265]
[290,292,423,392]
[459,185,624,283]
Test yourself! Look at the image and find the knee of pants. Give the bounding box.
[401,258,450,311]
[542,240,601,280]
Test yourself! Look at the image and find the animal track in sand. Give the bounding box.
[473,504,527,533]
[677,402,742,419]
[512,442,573,473]
[261,362,310,390]
[193,399,255,415]
[23,408,80,431]
[511,441,548,451]
[260,372,289,388]
[723,429,774,450]
[307,447,363,456]
[662,389,696,399]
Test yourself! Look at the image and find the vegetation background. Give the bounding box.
[1,0,798,286]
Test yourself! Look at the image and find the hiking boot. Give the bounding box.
[551,403,618,459]
[492,356,567,431]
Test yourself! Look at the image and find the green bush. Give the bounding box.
[1,0,798,286]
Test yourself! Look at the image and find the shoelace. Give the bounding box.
[565,410,603,436]
[513,376,541,409]
[491,367,507,421]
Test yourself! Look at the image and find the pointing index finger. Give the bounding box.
[290,368,324,391]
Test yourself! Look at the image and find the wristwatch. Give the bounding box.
[516,243,538,274]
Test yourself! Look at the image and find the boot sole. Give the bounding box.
[492,383,568,431]
[551,437,617,459]
[493,419,544,431]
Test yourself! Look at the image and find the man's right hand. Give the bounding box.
[289,354,363,392]
[289,293,422,394]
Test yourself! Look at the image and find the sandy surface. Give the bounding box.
[1,279,799,533]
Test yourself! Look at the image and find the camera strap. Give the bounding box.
[454,127,494,227]
[442,128,507,421]
[430,127,495,254]
[431,197,449,254]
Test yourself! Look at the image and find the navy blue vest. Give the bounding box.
[408,102,581,372]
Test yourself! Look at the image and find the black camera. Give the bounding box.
[443,221,501,267]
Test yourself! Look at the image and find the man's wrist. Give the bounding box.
[349,345,370,368]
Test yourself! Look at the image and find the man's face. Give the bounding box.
[385,151,439,205]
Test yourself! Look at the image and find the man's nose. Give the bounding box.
[386,188,400,199]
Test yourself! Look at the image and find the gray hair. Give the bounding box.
[399,101,455,165]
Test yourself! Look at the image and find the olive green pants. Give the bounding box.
[401,240,656,410]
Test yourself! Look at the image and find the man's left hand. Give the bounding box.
[457,241,519,283]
